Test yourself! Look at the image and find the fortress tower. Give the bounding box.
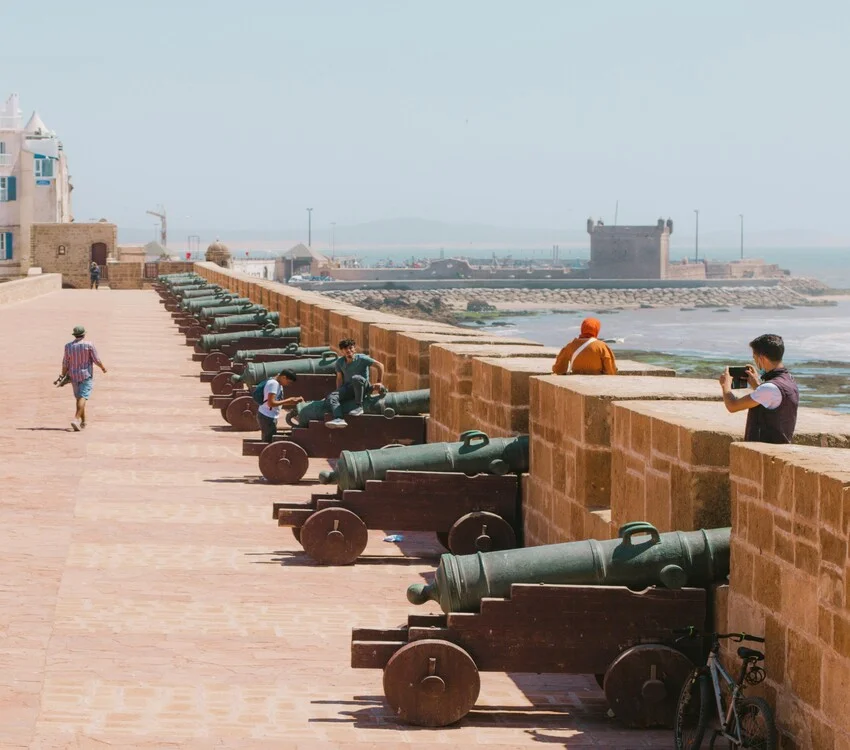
[587,217,673,280]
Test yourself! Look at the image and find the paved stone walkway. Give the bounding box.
[1,289,671,748]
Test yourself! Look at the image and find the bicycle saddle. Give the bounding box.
[738,646,764,661]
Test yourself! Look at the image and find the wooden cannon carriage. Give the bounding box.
[273,469,521,564]
[351,583,707,728]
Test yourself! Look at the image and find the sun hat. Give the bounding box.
[72,325,86,337]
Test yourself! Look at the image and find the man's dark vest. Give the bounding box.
[744,368,799,444]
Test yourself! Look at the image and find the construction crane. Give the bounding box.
[146,206,167,247]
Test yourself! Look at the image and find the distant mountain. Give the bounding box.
[117,217,849,252]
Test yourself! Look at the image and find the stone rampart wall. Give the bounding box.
[726,444,850,749]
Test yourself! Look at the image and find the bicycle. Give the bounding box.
[673,626,778,749]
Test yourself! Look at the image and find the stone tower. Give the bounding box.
[205,239,232,269]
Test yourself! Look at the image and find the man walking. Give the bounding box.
[718,333,799,443]
[61,325,107,431]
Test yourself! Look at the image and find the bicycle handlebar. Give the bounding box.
[673,626,765,643]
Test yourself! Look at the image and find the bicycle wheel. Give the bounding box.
[674,669,711,750]
[734,697,777,750]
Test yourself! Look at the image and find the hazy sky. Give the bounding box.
[3,1,849,236]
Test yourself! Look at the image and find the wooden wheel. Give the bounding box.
[186,325,206,341]
[447,511,516,555]
[435,531,450,550]
[383,639,480,727]
[202,351,230,371]
[225,396,259,432]
[258,441,309,484]
[210,371,235,396]
[603,644,694,728]
[219,408,229,421]
[299,507,368,565]
[291,526,302,545]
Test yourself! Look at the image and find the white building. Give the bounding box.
[0,93,73,278]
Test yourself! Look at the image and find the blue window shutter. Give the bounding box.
[3,233,11,260]
[7,176,15,201]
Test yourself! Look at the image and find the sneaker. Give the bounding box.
[71,420,81,432]
[80,421,87,429]
[348,407,364,417]
[326,418,348,429]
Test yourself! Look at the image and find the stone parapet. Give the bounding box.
[471,359,677,440]
[369,322,466,391]
[107,262,143,290]
[611,400,850,535]
[428,343,558,443]
[397,332,544,394]
[0,273,61,305]
[727,444,850,749]
[525,376,720,546]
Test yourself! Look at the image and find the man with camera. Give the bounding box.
[718,333,799,444]
[61,325,108,431]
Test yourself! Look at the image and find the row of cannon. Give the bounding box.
[156,272,731,731]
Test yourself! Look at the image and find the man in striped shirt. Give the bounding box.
[61,325,108,431]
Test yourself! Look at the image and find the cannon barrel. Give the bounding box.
[184,297,252,314]
[407,523,731,613]
[178,286,226,300]
[198,326,301,353]
[232,344,334,362]
[207,311,279,331]
[161,273,199,282]
[287,387,430,427]
[164,278,204,289]
[233,350,337,385]
[319,431,528,490]
[197,304,266,320]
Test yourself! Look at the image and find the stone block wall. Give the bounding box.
[369,322,464,391]
[525,376,720,546]
[471,358,678,440]
[30,222,117,289]
[396,331,543,393]
[610,401,850,536]
[107,262,143,290]
[428,343,559,443]
[727,444,850,749]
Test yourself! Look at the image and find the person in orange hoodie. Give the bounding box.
[552,317,618,375]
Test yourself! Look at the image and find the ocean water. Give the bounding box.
[483,301,850,413]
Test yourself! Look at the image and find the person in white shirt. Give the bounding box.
[258,370,304,443]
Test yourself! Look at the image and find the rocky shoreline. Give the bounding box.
[321,278,841,324]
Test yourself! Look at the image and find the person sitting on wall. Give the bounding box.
[324,338,385,429]
[718,333,799,443]
[258,369,304,443]
[89,262,101,290]
[552,317,618,375]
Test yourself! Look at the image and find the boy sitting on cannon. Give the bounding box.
[324,339,385,429]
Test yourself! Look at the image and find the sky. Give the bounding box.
[2,0,849,239]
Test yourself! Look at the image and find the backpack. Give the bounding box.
[252,380,268,405]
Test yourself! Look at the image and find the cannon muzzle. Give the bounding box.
[320,431,528,491]
[232,350,337,385]
[407,523,731,613]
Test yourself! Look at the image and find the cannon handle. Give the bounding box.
[618,521,661,547]
[459,430,490,448]
[319,351,338,364]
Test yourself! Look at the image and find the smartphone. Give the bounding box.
[728,365,750,389]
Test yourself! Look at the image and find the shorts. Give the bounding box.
[72,378,93,399]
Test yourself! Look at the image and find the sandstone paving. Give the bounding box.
[1,289,671,747]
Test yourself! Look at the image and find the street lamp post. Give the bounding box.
[307,208,313,247]
[694,209,700,262]
[331,221,336,259]
[739,214,744,260]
